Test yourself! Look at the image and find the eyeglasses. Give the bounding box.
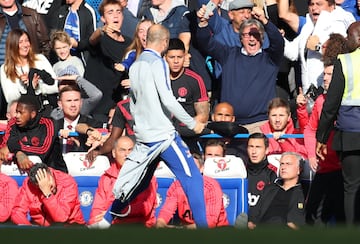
[241,28,261,39]
[241,32,260,38]
[241,32,252,38]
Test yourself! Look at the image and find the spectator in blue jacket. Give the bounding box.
[196,5,284,134]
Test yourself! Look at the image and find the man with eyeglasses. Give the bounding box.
[196,0,269,106]
[196,5,284,134]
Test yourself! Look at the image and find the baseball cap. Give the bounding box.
[228,0,254,11]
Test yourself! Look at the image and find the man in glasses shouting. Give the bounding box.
[196,4,284,134]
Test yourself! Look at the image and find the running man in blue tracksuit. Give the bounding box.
[88,24,208,229]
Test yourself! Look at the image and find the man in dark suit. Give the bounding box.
[56,83,102,154]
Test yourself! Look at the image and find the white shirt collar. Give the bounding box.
[241,47,262,56]
[64,115,80,131]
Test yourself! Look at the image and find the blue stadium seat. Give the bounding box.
[155,177,176,218]
[74,176,100,223]
[202,155,248,225]
[11,175,27,187]
[155,176,248,226]
[215,178,248,225]
[85,0,102,22]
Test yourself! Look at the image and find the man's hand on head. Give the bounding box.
[36,168,53,197]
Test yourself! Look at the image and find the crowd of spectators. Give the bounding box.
[1,0,360,229]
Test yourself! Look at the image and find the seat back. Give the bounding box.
[73,176,100,223]
[203,155,248,225]
[203,155,247,179]
[11,175,27,188]
[155,159,248,225]
[267,154,281,176]
[155,177,176,218]
[1,156,42,176]
[85,0,102,22]
[63,152,110,176]
[267,154,314,181]
[154,160,175,178]
[301,159,315,182]
[215,178,248,225]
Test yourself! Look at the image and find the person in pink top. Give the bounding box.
[155,140,229,229]
[260,97,308,159]
[11,163,85,226]
[88,136,157,228]
[296,34,347,225]
[0,172,18,223]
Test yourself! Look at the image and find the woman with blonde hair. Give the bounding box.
[114,19,154,73]
[114,19,154,98]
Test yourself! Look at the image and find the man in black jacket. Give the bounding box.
[0,94,68,173]
[246,133,277,221]
[248,151,305,229]
[316,21,360,226]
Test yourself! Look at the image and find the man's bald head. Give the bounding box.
[112,136,134,166]
[346,21,360,52]
[146,24,170,54]
[212,102,235,122]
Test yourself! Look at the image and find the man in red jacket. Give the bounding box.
[297,58,345,225]
[260,97,307,159]
[155,139,229,229]
[88,136,158,228]
[0,172,18,223]
[11,163,85,226]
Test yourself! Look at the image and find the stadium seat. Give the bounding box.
[155,159,248,225]
[203,155,247,179]
[73,176,100,223]
[10,174,99,223]
[215,178,248,225]
[267,153,314,181]
[155,177,176,218]
[154,160,176,178]
[1,156,42,176]
[63,152,110,176]
[85,0,102,22]
[267,154,281,176]
[203,155,248,225]
[11,175,27,188]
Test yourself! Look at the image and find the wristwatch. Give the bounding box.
[315,43,321,52]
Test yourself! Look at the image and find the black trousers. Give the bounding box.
[305,170,345,226]
[339,150,360,225]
